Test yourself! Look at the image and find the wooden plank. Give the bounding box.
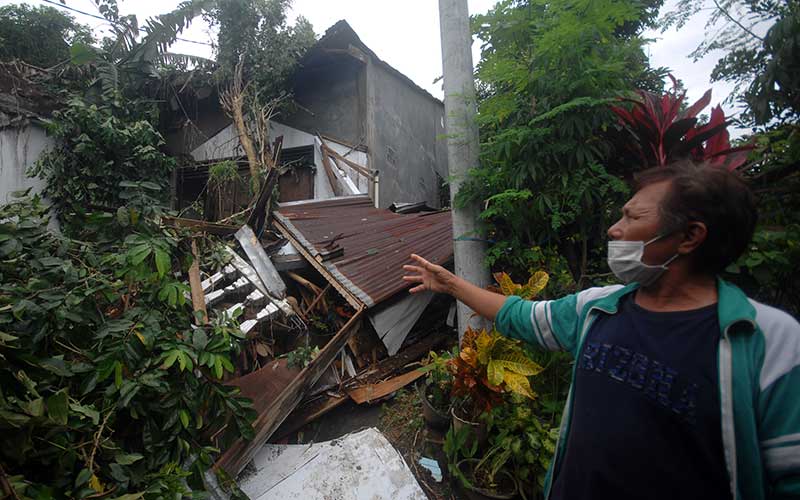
[275,331,448,440]
[200,264,237,293]
[317,141,345,197]
[235,225,286,298]
[321,143,374,179]
[346,369,425,404]
[224,359,300,415]
[272,218,365,311]
[272,392,350,441]
[225,247,269,298]
[303,284,331,315]
[239,303,281,336]
[246,167,280,236]
[162,216,238,236]
[188,239,208,325]
[214,306,366,476]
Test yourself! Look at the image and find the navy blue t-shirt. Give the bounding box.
[549,294,731,500]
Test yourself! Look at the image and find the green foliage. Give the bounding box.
[465,0,660,283]
[64,0,216,106]
[0,193,255,498]
[661,0,790,126]
[0,4,93,68]
[207,0,316,102]
[209,160,241,183]
[725,225,800,316]
[658,1,799,315]
[30,98,175,221]
[284,344,319,369]
[483,397,559,497]
[744,3,799,125]
[443,424,479,488]
[419,349,455,411]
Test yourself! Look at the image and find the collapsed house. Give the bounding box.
[182,194,454,481]
[161,21,458,492]
[0,20,457,494]
[165,20,449,215]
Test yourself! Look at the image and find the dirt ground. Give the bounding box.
[289,385,460,500]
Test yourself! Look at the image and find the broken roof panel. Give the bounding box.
[273,196,452,308]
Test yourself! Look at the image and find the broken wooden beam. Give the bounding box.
[320,141,374,180]
[274,330,451,439]
[200,264,237,293]
[162,216,239,236]
[239,303,282,336]
[347,369,425,404]
[188,239,209,325]
[271,392,350,441]
[235,225,286,298]
[272,218,365,311]
[225,247,294,317]
[214,306,367,477]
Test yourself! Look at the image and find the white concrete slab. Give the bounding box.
[239,428,426,500]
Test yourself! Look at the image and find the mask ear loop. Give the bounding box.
[644,234,665,246]
[643,233,682,268]
[661,252,680,267]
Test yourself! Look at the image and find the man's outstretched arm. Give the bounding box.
[402,253,506,320]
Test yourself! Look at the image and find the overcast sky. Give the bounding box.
[3,0,753,133]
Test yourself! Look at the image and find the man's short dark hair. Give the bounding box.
[634,161,758,275]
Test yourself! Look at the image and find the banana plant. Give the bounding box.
[68,0,216,103]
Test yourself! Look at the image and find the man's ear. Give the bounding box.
[678,221,707,255]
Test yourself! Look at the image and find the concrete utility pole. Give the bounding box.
[438,0,491,339]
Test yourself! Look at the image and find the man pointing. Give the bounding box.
[403,162,800,500]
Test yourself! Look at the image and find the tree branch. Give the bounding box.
[711,0,765,42]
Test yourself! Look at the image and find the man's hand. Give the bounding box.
[402,254,455,294]
[402,254,507,320]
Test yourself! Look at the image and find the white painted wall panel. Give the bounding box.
[0,124,53,204]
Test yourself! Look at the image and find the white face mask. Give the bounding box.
[607,235,680,286]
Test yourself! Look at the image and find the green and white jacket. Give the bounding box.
[494,279,800,500]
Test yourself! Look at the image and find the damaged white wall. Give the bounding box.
[0,124,53,204]
[190,120,371,203]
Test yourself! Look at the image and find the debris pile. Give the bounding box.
[179,194,455,481]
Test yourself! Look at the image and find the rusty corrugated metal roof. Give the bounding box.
[273,196,453,308]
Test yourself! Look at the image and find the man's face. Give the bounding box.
[607,180,682,265]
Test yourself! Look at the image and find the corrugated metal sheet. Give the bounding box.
[273,196,453,308]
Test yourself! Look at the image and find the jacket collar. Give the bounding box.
[592,279,756,335]
[716,278,757,336]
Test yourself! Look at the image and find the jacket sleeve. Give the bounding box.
[494,293,582,355]
[760,366,800,499]
[755,307,800,499]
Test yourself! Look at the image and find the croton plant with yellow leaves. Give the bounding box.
[449,271,549,420]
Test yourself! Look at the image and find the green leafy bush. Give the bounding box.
[483,396,559,496]
[30,98,175,220]
[464,0,661,285]
[0,193,254,498]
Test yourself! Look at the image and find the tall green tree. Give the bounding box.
[0,4,93,68]
[206,0,315,102]
[462,0,666,287]
[660,1,800,314]
[662,0,796,125]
